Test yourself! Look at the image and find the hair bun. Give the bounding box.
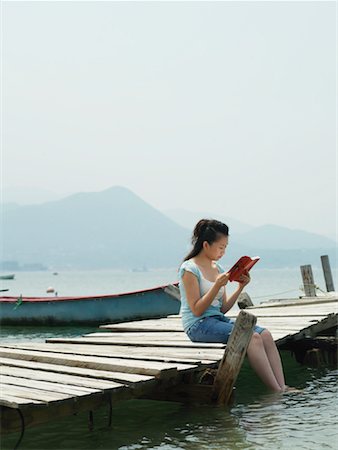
[192,219,210,243]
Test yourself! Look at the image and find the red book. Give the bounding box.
[228,256,260,282]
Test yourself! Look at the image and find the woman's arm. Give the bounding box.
[221,272,251,314]
[182,270,229,317]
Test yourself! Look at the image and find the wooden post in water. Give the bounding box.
[300,265,316,297]
[320,255,335,292]
[213,310,256,405]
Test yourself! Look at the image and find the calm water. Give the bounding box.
[1,268,337,449]
[1,266,336,301]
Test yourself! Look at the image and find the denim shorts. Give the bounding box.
[186,315,265,344]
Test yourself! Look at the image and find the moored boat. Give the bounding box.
[0,274,15,280]
[0,283,180,325]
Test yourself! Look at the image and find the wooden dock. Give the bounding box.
[1,295,337,441]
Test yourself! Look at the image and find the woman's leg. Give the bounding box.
[188,318,286,392]
[260,330,286,389]
[246,332,283,392]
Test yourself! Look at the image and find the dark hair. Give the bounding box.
[183,219,229,261]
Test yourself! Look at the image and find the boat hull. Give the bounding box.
[0,274,15,280]
[0,285,180,326]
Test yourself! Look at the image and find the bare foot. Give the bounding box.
[283,386,303,393]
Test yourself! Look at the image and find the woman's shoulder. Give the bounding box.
[179,259,200,277]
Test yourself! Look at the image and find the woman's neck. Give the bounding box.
[193,253,213,268]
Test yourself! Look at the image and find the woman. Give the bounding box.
[179,219,288,393]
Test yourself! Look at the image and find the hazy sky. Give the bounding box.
[1,1,336,239]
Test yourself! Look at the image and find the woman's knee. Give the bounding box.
[261,329,274,343]
[248,332,263,348]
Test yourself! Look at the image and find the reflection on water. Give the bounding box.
[1,354,337,450]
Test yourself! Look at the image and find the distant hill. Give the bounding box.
[162,209,337,268]
[2,187,337,269]
[227,224,337,269]
[230,224,337,250]
[2,186,190,269]
[163,208,254,234]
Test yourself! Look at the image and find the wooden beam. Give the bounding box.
[300,265,316,297]
[212,310,256,405]
[321,255,335,292]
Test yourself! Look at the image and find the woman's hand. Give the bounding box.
[215,272,230,288]
[238,271,251,288]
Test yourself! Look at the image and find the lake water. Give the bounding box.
[1,268,337,450]
[2,266,336,301]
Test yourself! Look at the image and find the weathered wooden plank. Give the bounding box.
[100,323,184,332]
[0,343,220,365]
[0,366,124,391]
[258,327,312,333]
[251,298,337,308]
[46,337,225,349]
[276,314,338,345]
[0,357,154,384]
[242,315,322,322]
[1,383,71,403]
[213,310,257,405]
[83,332,188,339]
[99,316,316,330]
[50,342,221,359]
[240,313,333,318]
[0,342,224,359]
[91,326,304,336]
[0,395,44,408]
[273,333,294,342]
[250,306,337,315]
[321,255,335,292]
[300,265,316,297]
[99,318,183,332]
[0,347,194,378]
[1,375,97,396]
[48,330,299,347]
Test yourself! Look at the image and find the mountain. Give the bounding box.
[162,209,337,269]
[230,224,337,250]
[2,187,337,270]
[163,208,254,234]
[2,186,190,269]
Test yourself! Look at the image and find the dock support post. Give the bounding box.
[212,310,257,405]
[321,255,335,292]
[300,265,316,297]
